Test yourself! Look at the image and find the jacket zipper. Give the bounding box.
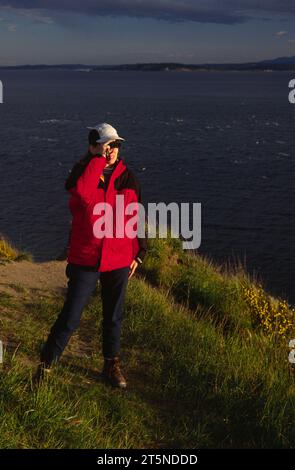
[96,159,123,270]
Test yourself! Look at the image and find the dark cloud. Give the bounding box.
[0,0,294,25]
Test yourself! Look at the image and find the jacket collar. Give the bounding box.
[104,157,126,195]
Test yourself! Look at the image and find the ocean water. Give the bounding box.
[0,70,294,302]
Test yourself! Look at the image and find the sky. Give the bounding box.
[0,1,295,65]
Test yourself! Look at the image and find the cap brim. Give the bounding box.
[96,137,125,143]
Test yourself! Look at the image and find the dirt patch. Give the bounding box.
[0,260,68,298]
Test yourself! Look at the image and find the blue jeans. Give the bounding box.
[40,263,130,367]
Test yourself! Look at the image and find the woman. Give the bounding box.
[36,123,147,388]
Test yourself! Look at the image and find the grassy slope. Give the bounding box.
[0,237,295,449]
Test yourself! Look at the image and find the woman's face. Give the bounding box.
[89,141,120,166]
[104,142,120,166]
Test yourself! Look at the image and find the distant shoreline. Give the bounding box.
[1,60,295,73]
[0,68,294,73]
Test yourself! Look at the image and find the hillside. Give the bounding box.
[0,236,295,448]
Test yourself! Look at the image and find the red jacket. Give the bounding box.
[66,155,146,271]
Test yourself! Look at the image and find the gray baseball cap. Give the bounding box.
[86,122,125,144]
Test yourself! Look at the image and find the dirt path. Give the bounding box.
[0,259,68,297]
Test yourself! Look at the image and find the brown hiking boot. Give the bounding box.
[102,357,127,389]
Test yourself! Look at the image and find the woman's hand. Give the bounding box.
[128,260,138,279]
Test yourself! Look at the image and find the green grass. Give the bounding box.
[141,237,295,334]
[0,237,295,448]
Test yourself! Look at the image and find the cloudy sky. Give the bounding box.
[0,0,294,65]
